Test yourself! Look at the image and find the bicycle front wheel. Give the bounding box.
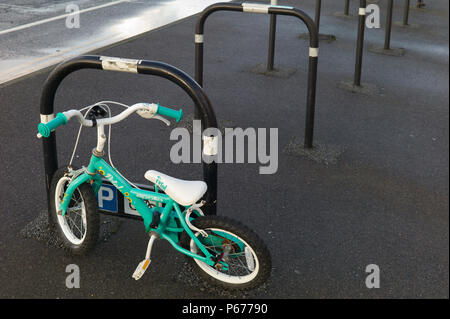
[181,215,271,290]
[49,167,99,255]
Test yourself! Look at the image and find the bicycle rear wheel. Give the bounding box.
[181,215,271,290]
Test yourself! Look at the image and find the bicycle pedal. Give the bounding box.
[132,258,151,280]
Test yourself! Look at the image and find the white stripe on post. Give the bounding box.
[203,135,218,156]
[309,47,319,57]
[242,3,270,14]
[100,56,140,73]
[195,34,204,43]
[40,113,55,123]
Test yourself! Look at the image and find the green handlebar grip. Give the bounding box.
[38,113,68,138]
[157,104,183,123]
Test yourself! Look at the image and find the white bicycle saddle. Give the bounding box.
[144,170,207,207]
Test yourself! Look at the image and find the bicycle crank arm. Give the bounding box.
[133,233,158,280]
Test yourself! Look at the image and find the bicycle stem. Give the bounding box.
[95,125,107,155]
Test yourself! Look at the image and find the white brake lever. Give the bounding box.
[136,104,157,119]
[136,104,170,126]
[152,115,170,126]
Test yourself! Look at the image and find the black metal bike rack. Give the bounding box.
[40,55,219,220]
[337,0,380,19]
[369,0,405,56]
[338,1,379,94]
[394,0,419,28]
[334,0,353,18]
[354,0,367,87]
[344,0,351,16]
[402,0,411,26]
[267,0,278,71]
[384,0,395,51]
[194,2,319,148]
[298,0,336,42]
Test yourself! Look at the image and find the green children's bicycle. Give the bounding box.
[37,101,271,290]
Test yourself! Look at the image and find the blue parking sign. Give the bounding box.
[96,184,118,213]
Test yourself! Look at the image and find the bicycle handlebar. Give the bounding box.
[37,103,183,138]
[156,104,183,123]
[38,113,68,138]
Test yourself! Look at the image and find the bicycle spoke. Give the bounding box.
[67,206,82,214]
[202,244,221,255]
[236,257,252,275]
[72,221,83,238]
[80,209,86,233]
[66,213,83,239]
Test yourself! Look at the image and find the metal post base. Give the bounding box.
[409,6,428,12]
[283,137,344,165]
[338,80,382,96]
[368,45,405,57]
[247,63,297,79]
[393,21,420,28]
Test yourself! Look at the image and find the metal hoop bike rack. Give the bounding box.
[368,0,406,56]
[40,55,219,220]
[354,0,367,87]
[194,2,319,149]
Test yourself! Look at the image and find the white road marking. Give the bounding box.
[0,0,130,36]
[0,0,230,85]
[0,4,34,10]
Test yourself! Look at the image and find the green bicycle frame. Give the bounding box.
[58,153,218,267]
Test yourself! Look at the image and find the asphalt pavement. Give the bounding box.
[0,0,448,298]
